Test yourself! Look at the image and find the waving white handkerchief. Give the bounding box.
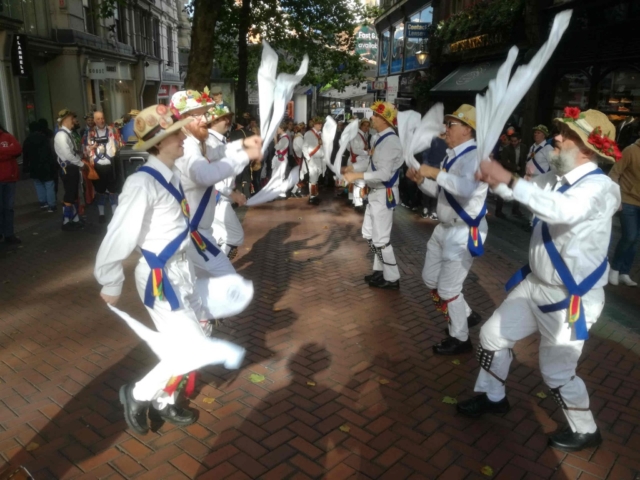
[332,119,361,180]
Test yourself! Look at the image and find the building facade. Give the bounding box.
[0,0,183,143]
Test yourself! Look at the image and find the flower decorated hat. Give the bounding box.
[371,101,397,127]
[311,116,325,126]
[206,103,234,125]
[445,104,476,131]
[556,107,621,162]
[132,104,193,151]
[170,87,215,119]
[533,124,550,136]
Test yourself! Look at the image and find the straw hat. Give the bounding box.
[57,109,77,124]
[170,88,214,119]
[555,107,621,162]
[132,104,193,151]
[128,109,141,117]
[532,124,549,136]
[210,85,223,95]
[445,104,476,130]
[206,104,234,125]
[310,116,325,126]
[371,101,397,127]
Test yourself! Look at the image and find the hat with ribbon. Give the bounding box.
[445,104,476,131]
[170,87,214,118]
[556,107,621,162]
[206,104,234,124]
[532,124,549,136]
[310,116,325,126]
[371,101,397,127]
[132,104,193,151]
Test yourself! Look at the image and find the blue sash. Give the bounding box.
[505,168,607,340]
[439,145,486,257]
[189,186,221,261]
[371,132,400,209]
[530,145,547,174]
[138,166,190,311]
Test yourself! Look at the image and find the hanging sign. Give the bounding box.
[11,35,28,77]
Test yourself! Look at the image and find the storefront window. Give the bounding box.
[597,68,640,117]
[391,22,404,75]
[553,72,590,117]
[379,30,390,77]
[405,5,432,72]
[0,0,24,21]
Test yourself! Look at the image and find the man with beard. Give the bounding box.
[407,104,486,355]
[84,110,123,223]
[457,108,621,453]
[171,91,261,326]
[302,117,325,205]
[206,104,248,260]
[344,102,402,290]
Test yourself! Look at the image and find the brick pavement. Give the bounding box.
[0,191,639,479]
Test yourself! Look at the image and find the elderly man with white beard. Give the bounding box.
[456,108,622,453]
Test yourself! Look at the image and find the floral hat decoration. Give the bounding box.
[206,104,234,124]
[557,107,621,162]
[132,104,193,151]
[170,87,215,119]
[371,101,397,127]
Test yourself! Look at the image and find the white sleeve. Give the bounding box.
[363,137,402,183]
[54,132,83,167]
[94,176,150,296]
[350,136,368,157]
[419,178,438,198]
[436,155,481,199]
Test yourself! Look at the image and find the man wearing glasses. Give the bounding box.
[407,104,486,355]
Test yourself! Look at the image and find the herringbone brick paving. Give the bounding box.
[0,191,639,479]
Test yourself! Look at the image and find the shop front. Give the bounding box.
[86,60,137,123]
[157,84,179,105]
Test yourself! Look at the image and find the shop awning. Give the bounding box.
[431,60,503,94]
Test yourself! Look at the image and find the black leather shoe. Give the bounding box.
[309,196,320,205]
[354,206,365,214]
[369,277,399,290]
[364,271,383,283]
[433,336,472,355]
[149,404,197,426]
[457,393,511,417]
[467,311,482,328]
[119,384,149,434]
[548,426,602,452]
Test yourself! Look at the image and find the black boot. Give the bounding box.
[364,271,383,283]
[444,310,483,336]
[119,384,150,435]
[548,425,602,452]
[309,196,320,205]
[368,276,399,290]
[354,205,365,214]
[433,336,472,355]
[149,404,197,426]
[456,393,511,417]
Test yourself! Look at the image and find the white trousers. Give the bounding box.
[361,187,399,282]
[475,274,604,434]
[213,199,244,251]
[133,253,206,407]
[307,157,323,191]
[271,157,287,194]
[189,228,236,279]
[353,179,365,207]
[422,221,487,341]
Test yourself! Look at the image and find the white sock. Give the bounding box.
[72,214,80,222]
[487,392,505,402]
[98,205,105,216]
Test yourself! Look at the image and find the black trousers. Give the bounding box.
[92,163,119,194]
[60,165,80,204]
[495,196,521,215]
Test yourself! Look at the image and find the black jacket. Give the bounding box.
[24,131,57,181]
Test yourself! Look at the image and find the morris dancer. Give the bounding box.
[95,105,243,433]
[457,108,621,453]
[344,102,402,290]
[207,105,248,259]
[272,122,290,199]
[290,122,306,198]
[349,119,371,213]
[54,109,84,231]
[407,105,485,355]
[302,117,325,205]
[527,124,553,177]
[84,111,123,223]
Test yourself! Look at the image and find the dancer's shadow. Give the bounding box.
[194,343,350,478]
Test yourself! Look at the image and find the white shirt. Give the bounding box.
[54,127,83,167]
[85,126,119,165]
[293,133,304,159]
[363,127,403,189]
[349,130,370,172]
[419,138,488,224]
[94,156,190,297]
[176,133,248,230]
[527,141,554,176]
[497,161,621,288]
[207,130,236,201]
[274,133,289,163]
[302,129,324,161]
